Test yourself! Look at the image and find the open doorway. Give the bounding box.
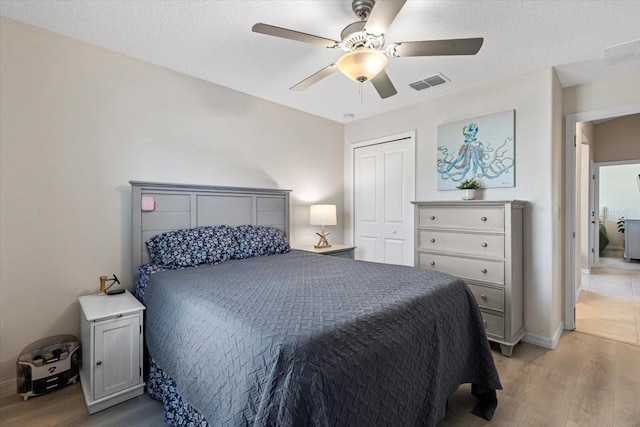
[576,159,640,345]
[594,161,640,271]
[564,106,640,334]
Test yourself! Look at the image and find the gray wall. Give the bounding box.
[594,114,640,162]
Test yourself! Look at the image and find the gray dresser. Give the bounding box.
[412,200,525,356]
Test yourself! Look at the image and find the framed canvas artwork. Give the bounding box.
[437,109,515,190]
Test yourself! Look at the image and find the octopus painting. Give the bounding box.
[437,110,515,189]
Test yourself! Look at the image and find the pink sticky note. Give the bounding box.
[141,196,155,212]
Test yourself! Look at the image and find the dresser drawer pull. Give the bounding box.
[481,242,488,247]
[480,216,487,221]
[429,215,436,220]
[481,268,488,273]
[480,294,488,300]
[430,261,436,266]
[96,361,102,366]
[430,238,436,243]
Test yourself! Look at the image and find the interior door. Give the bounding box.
[353,134,415,265]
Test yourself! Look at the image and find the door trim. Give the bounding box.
[591,161,599,268]
[347,130,416,264]
[564,103,640,331]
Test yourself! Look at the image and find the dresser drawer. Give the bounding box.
[480,310,505,339]
[418,230,504,258]
[419,207,504,231]
[419,253,504,285]
[468,283,504,312]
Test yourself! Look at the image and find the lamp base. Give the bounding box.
[314,231,332,248]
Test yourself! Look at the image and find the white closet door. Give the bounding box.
[353,135,415,266]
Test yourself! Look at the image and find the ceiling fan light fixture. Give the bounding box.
[337,48,388,82]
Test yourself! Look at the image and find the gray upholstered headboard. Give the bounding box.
[130,181,291,277]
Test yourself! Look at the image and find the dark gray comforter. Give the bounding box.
[144,250,501,426]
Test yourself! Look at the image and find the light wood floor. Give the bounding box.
[1,332,639,427]
[577,269,640,346]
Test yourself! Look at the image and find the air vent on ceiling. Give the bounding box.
[604,39,640,66]
[409,73,450,91]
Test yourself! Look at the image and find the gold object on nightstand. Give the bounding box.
[314,230,332,248]
[99,274,120,293]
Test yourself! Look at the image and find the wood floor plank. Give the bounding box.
[577,269,640,347]
[566,336,617,427]
[614,341,640,427]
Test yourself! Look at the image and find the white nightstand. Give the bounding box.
[293,244,356,259]
[78,290,145,414]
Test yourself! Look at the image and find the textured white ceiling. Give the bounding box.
[1,0,639,123]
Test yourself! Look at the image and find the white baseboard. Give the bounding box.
[580,268,590,274]
[576,284,583,301]
[523,321,564,350]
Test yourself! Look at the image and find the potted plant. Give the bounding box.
[456,178,482,200]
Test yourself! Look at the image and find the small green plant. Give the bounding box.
[456,178,482,190]
[617,217,625,235]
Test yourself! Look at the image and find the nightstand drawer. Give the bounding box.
[419,253,504,285]
[467,283,504,312]
[419,207,504,231]
[480,310,504,339]
[418,230,504,258]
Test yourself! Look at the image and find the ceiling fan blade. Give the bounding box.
[252,23,339,48]
[393,38,484,57]
[290,64,339,91]
[370,70,397,99]
[364,0,407,36]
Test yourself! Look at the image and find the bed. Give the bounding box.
[130,181,502,427]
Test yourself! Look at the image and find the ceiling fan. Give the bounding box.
[252,0,483,99]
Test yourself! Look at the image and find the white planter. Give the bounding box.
[461,189,476,200]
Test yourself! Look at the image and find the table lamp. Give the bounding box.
[310,204,337,248]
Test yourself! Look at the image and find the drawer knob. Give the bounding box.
[96,361,102,366]
[429,215,436,220]
[430,238,436,243]
[430,261,436,266]
[480,294,488,300]
[480,216,487,221]
[481,242,488,248]
[481,268,488,273]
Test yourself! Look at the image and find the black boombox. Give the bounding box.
[16,334,80,400]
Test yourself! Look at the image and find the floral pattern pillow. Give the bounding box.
[145,225,239,269]
[233,225,290,259]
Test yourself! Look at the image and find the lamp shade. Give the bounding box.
[337,48,388,82]
[309,204,337,226]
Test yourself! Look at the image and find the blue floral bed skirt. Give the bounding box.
[148,357,209,427]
